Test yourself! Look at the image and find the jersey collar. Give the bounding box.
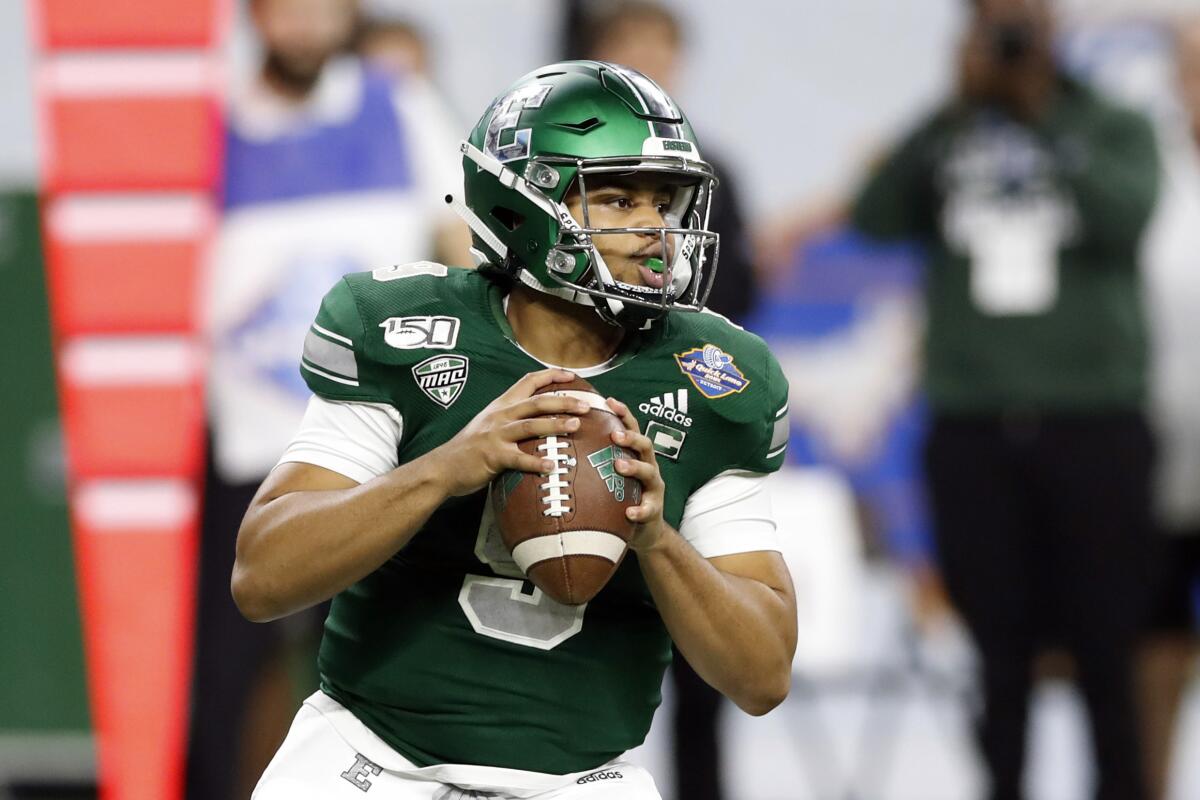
[484,279,663,375]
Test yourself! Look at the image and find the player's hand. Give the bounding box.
[434,369,590,497]
[605,397,668,552]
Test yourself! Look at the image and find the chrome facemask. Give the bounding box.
[540,154,720,324]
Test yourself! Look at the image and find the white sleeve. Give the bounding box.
[277,396,402,484]
[678,470,780,559]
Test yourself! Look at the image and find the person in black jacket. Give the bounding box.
[850,1,1159,798]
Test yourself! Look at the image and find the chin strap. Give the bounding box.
[444,193,507,260]
[515,267,596,307]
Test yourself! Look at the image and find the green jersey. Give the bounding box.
[297,264,789,775]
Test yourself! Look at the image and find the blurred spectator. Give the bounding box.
[573,5,761,800]
[357,15,430,79]
[1138,16,1200,800]
[188,0,464,797]
[849,2,1160,800]
[353,11,472,259]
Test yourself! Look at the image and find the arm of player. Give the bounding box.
[231,369,589,623]
[606,399,798,717]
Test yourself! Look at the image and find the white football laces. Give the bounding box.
[537,436,575,517]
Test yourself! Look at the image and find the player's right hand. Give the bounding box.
[432,368,590,497]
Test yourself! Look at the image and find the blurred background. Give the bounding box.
[5,0,1200,799]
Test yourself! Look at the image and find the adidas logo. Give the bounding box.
[576,770,624,785]
[639,389,692,428]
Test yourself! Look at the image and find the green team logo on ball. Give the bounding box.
[587,445,630,501]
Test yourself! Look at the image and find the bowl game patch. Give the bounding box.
[674,344,750,399]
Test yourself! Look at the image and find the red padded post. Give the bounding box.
[44,196,213,335]
[38,55,222,193]
[32,0,228,49]
[33,4,228,797]
[57,338,205,479]
[72,481,198,800]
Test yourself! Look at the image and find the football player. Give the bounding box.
[234,61,796,799]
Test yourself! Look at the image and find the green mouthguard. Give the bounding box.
[643,257,664,274]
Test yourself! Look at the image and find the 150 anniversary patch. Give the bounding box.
[674,344,750,399]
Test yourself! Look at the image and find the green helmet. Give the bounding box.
[455,60,719,327]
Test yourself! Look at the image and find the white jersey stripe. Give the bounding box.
[301,360,361,387]
[312,322,352,346]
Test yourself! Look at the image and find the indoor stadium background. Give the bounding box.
[3,1,1200,799]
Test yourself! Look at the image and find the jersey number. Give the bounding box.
[456,488,586,650]
[372,262,448,282]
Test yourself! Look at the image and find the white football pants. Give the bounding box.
[252,692,662,800]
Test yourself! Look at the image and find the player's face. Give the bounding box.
[565,175,680,289]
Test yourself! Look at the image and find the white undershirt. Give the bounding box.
[279,396,779,558]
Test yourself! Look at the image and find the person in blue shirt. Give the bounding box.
[188,1,466,797]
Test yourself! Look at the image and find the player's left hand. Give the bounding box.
[605,397,668,552]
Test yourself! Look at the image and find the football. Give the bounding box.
[491,377,641,605]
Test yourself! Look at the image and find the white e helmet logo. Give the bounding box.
[485,84,552,163]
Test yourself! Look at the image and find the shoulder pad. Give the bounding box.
[299,277,391,403]
[665,312,789,473]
